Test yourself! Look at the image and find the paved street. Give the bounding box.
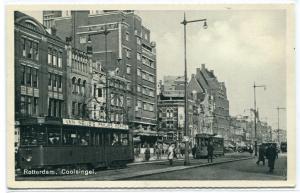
[15,152,277,181]
[130,153,287,180]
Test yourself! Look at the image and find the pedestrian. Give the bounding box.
[180,144,185,157]
[144,145,151,161]
[192,144,197,159]
[168,144,175,166]
[155,145,161,160]
[266,144,278,173]
[256,144,266,165]
[207,141,214,163]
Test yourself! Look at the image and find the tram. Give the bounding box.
[195,134,224,158]
[17,119,134,170]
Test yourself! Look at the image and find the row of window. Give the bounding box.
[137,85,155,97]
[20,65,38,88]
[137,100,154,112]
[48,73,62,90]
[48,98,63,118]
[109,79,126,89]
[20,127,129,147]
[110,113,124,123]
[48,47,62,68]
[142,56,155,68]
[71,77,87,96]
[134,29,149,41]
[21,37,39,61]
[72,102,87,118]
[20,95,38,116]
[137,69,155,83]
[72,51,89,73]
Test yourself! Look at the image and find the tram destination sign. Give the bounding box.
[62,119,129,130]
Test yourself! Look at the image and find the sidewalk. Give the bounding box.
[131,152,252,165]
[103,153,254,180]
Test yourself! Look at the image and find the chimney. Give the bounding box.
[196,68,201,75]
[201,64,205,69]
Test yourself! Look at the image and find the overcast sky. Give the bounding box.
[24,9,287,130]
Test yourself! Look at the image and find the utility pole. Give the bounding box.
[181,12,207,166]
[253,82,266,156]
[276,106,286,144]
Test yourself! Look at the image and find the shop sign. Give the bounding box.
[62,119,128,130]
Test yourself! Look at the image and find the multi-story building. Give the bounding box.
[45,10,157,145]
[15,11,67,146]
[43,11,63,29]
[157,76,200,145]
[65,43,94,120]
[190,64,230,137]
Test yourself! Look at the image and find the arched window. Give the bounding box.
[72,77,76,93]
[82,80,86,96]
[77,78,81,94]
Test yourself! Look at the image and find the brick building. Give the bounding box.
[15,11,67,146]
[157,76,200,145]
[44,10,157,146]
[189,64,230,138]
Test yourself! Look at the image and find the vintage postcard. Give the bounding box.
[6,3,296,189]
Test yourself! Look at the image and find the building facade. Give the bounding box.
[15,11,67,147]
[191,64,230,138]
[45,10,157,145]
[157,76,201,146]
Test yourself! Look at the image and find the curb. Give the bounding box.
[115,156,254,180]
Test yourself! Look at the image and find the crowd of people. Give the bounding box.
[135,142,280,174]
[135,142,216,166]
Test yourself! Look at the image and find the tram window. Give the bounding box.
[62,128,78,145]
[111,132,121,146]
[77,129,90,146]
[91,131,102,146]
[121,133,129,146]
[20,127,47,146]
[48,128,61,145]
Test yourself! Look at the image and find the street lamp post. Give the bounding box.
[253,82,266,156]
[181,12,207,166]
[276,106,286,143]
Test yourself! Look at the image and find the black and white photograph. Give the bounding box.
[6,4,296,188]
